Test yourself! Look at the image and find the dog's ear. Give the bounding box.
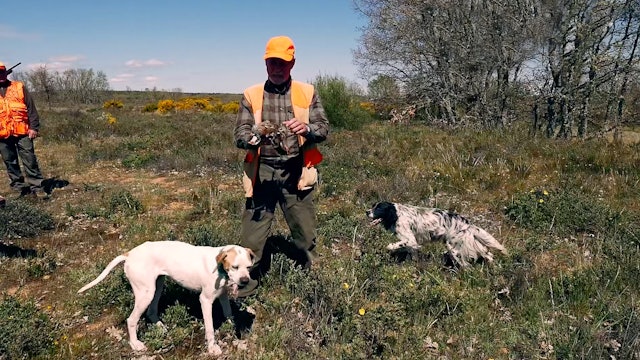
[216,250,228,271]
[245,247,256,264]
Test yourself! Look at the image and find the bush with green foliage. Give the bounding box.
[141,303,195,351]
[504,186,619,236]
[313,74,373,130]
[142,102,158,112]
[0,295,59,358]
[76,266,133,319]
[0,200,55,240]
[107,189,145,217]
[183,223,229,247]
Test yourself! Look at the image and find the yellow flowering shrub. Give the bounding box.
[97,111,117,125]
[175,97,215,112]
[151,97,238,114]
[103,99,124,110]
[220,101,240,114]
[208,99,224,112]
[157,99,176,114]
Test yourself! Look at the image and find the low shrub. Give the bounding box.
[158,99,176,113]
[142,102,158,112]
[0,200,55,240]
[220,101,240,113]
[0,295,59,359]
[504,187,618,236]
[103,99,124,110]
[76,266,132,319]
[183,224,228,247]
[141,303,195,351]
[108,189,145,217]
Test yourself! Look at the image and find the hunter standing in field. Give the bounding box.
[233,36,330,297]
[0,61,67,197]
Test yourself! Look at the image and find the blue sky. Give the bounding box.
[2,1,366,93]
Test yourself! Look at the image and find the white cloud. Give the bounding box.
[125,59,168,68]
[50,55,84,63]
[25,55,84,72]
[110,73,135,83]
[27,62,68,72]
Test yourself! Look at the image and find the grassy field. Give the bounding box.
[1,92,640,359]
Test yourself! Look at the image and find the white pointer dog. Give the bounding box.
[78,241,255,356]
[367,202,507,267]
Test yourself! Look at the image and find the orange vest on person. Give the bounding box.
[242,80,323,197]
[0,81,29,139]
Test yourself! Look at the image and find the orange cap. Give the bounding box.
[0,62,5,70]
[264,36,295,61]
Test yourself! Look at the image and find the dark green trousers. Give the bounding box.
[240,161,317,274]
[0,135,44,191]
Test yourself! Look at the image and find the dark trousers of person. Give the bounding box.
[0,135,44,191]
[241,160,317,278]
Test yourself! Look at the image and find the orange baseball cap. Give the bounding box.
[0,62,5,70]
[264,36,295,61]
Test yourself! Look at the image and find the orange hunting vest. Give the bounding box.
[242,80,323,197]
[0,81,29,139]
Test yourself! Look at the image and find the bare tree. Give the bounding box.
[354,0,538,126]
[25,66,57,106]
[535,0,639,138]
[16,66,111,106]
[55,68,110,104]
[354,0,640,137]
[609,0,640,140]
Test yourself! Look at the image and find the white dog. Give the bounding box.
[77,241,255,356]
[367,201,507,267]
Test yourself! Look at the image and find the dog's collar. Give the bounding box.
[215,266,231,290]
[216,264,229,280]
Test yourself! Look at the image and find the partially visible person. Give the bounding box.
[0,61,67,196]
[234,36,329,296]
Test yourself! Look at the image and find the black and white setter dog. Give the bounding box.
[367,201,507,267]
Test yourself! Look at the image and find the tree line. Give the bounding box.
[355,0,640,138]
[12,66,109,106]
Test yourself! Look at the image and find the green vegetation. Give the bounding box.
[315,74,374,130]
[1,84,639,359]
[0,295,59,359]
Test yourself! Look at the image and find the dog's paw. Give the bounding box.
[129,339,147,352]
[207,342,223,356]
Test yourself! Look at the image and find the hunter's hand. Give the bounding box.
[283,118,309,136]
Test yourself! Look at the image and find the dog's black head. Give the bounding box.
[366,201,398,230]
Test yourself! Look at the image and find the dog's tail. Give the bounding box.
[473,227,508,255]
[77,254,128,293]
